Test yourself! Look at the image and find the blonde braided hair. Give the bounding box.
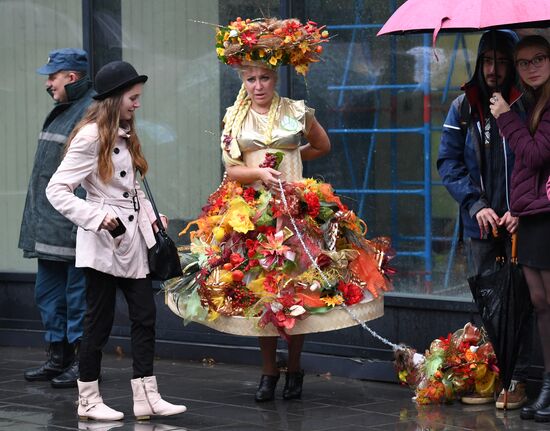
[264,93,280,145]
[221,82,281,163]
[222,84,249,140]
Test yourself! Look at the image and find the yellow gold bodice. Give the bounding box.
[223,97,315,183]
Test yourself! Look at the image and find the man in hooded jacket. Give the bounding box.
[19,48,94,388]
[438,30,533,409]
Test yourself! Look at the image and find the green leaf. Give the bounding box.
[317,206,334,222]
[255,190,274,226]
[282,259,297,273]
[272,151,285,169]
[304,306,332,314]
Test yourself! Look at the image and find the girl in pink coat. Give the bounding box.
[47,61,186,422]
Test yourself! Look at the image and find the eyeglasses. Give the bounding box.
[481,57,510,67]
[516,55,549,71]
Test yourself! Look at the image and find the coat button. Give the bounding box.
[120,170,126,177]
[128,215,135,222]
[113,147,120,154]
[123,192,129,198]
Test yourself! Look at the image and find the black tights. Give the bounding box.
[523,266,550,371]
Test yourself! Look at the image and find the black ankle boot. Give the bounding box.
[51,359,79,388]
[24,341,66,381]
[521,372,550,420]
[283,370,304,400]
[51,340,79,388]
[255,374,279,402]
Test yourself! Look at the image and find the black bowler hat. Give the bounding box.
[93,61,148,100]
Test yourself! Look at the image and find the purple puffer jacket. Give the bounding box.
[496,101,550,216]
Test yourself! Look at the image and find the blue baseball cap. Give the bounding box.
[37,48,89,75]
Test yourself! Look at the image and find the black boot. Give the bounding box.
[521,372,550,420]
[255,374,279,402]
[24,341,66,381]
[51,340,79,388]
[283,370,304,400]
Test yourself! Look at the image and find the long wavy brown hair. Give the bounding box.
[515,35,550,134]
[66,93,148,182]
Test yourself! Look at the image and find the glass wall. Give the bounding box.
[0,0,82,272]
[1,0,506,300]
[291,1,478,298]
[120,0,221,224]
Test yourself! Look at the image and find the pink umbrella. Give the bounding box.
[378,0,550,44]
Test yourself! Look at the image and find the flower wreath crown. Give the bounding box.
[216,17,329,76]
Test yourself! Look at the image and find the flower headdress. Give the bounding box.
[216,17,329,76]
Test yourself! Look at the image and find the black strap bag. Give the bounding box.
[141,177,183,281]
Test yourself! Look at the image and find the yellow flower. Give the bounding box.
[258,49,266,58]
[284,35,294,44]
[212,226,225,242]
[218,269,234,284]
[245,53,252,61]
[295,63,309,76]
[299,41,310,53]
[302,178,319,193]
[225,197,254,233]
[321,295,344,307]
[269,56,279,66]
[398,370,408,382]
[216,47,225,57]
[248,277,277,299]
[247,277,267,295]
[207,310,220,321]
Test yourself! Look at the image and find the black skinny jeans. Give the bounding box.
[79,268,156,381]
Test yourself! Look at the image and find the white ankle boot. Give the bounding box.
[77,379,124,421]
[131,376,187,420]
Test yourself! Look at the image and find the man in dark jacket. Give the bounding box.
[19,48,94,388]
[438,30,532,409]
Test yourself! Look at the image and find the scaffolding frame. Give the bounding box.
[325,1,473,290]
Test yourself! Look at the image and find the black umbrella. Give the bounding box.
[467,233,532,408]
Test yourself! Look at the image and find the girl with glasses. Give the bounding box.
[490,35,550,423]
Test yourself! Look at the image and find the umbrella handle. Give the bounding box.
[511,233,518,262]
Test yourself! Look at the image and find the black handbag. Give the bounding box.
[141,176,183,281]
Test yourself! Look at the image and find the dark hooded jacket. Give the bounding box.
[437,30,523,239]
[18,77,94,261]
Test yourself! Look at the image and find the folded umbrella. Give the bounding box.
[467,233,533,407]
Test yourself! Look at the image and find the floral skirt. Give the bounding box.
[164,177,392,336]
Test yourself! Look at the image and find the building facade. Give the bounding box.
[0,0,541,380]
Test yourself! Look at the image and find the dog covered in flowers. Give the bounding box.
[395,322,499,405]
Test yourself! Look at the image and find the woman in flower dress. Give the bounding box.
[167,17,391,402]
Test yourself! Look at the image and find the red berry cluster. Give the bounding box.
[259,152,278,169]
[228,286,257,308]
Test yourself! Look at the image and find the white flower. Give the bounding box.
[270,302,283,313]
[470,345,479,353]
[289,305,306,316]
[309,281,321,291]
[413,353,425,366]
[229,29,239,38]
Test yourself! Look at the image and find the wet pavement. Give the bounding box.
[0,345,548,430]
